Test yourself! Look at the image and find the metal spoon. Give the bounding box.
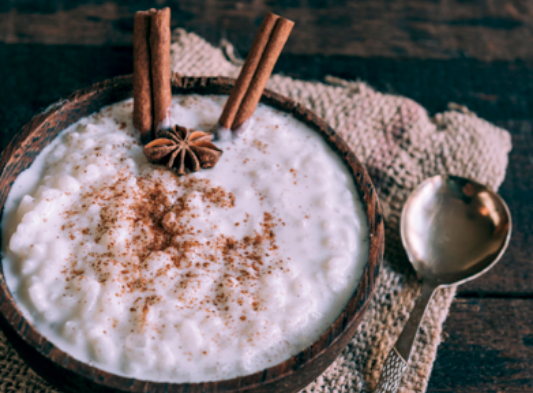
[373,174,511,393]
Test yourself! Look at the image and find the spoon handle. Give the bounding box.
[373,281,437,393]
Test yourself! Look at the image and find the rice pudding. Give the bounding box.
[2,95,368,382]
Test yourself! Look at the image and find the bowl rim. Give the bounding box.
[0,74,383,392]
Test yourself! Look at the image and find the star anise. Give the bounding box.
[143,125,223,176]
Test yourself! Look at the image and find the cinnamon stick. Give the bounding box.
[231,18,293,130]
[216,14,293,134]
[133,9,155,144]
[150,7,172,132]
[218,12,280,130]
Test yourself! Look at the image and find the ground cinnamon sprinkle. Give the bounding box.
[61,170,285,333]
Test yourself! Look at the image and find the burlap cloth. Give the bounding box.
[0,29,511,393]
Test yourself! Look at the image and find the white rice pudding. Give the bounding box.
[2,95,368,382]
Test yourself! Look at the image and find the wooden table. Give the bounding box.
[1,1,532,391]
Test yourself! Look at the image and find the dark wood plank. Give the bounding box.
[275,55,533,122]
[2,0,533,61]
[428,298,533,392]
[0,45,133,152]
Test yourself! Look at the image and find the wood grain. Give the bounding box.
[427,298,533,392]
[2,0,533,61]
[0,75,383,393]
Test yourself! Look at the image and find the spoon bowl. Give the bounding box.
[374,174,511,393]
[401,175,511,286]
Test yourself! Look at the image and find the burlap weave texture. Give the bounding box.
[0,29,511,393]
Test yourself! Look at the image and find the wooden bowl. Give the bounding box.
[0,75,384,393]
